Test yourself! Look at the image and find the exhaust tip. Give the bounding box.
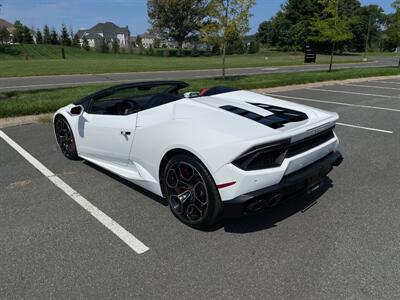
[246,193,282,212]
[333,155,344,167]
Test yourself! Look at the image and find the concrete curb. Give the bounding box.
[1,74,400,129]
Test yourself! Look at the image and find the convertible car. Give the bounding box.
[53,81,343,228]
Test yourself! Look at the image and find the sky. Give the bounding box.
[0,0,396,35]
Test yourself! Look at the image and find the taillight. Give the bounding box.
[232,140,290,171]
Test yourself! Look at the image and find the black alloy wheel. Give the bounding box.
[55,116,79,160]
[164,154,222,229]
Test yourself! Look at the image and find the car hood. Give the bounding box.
[173,90,338,142]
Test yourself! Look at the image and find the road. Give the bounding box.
[1,78,400,299]
[0,57,397,92]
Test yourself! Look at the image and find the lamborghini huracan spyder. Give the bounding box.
[53,81,343,228]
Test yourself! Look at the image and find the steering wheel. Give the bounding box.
[119,99,138,115]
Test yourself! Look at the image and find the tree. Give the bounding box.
[136,35,143,48]
[264,0,323,50]
[70,29,74,42]
[12,21,24,43]
[334,0,361,52]
[201,0,255,78]
[60,24,71,46]
[256,0,389,52]
[50,27,59,45]
[146,44,155,55]
[22,26,34,44]
[82,35,90,51]
[36,29,43,44]
[72,33,81,47]
[112,38,120,54]
[256,21,273,46]
[248,40,259,53]
[310,0,356,72]
[11,21,34,44]
[386,0,400,65]
[225,24,247,54]
[43,25,51,44]
[233,39,246,54]
[148,0,210,48]
[153,38,161,48]
[350,5,385,52]
[97,37,109,53]
[0,26,10,45]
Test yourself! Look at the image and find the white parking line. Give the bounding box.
[0,130,150,255]
[263,93,394,134]
[336,123,393,134]
[308,88,400,99]
[343,83,400,91]
[263,93,400,112]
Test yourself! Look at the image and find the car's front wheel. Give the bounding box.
[163,154,222,229]
[54,116,79,160]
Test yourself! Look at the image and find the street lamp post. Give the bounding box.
[364,14,372,61]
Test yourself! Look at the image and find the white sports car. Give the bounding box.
[53,81,343,228]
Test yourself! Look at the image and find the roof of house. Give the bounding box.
[77,22,129,39]
[140,32,156,39]
[85,33,103,40]
[0,18,15,32]
[76,29,86,38]
[91,22,129,34]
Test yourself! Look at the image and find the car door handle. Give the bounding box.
[121,131,131,136]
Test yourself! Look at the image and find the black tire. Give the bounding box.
[163,154,222,229]
[54,116,79,160]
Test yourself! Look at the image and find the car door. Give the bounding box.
[75,87,139,166]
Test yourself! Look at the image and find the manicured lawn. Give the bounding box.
[0,44,368,77]
[1,66,400,118]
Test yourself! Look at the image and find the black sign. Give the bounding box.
[304,44,317,63]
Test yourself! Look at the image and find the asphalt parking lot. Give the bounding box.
[1,78,400,299]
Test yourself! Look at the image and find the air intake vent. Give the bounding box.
[220,103,308,129]
[249,103,308,124]
[286,128,335,157]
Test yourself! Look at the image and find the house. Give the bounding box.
[0,18,15,43]
[160,38,178,49]
[132,31,210,50]
[77,22,130,48]
[140,32,156,48]
[135,32,179,49]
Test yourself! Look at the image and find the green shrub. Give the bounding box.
[212,44,220,55]
[248,41,260,54]
[0,45,21,55]
[145,45,155,56]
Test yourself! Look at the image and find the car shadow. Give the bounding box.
[217,177,333,234]
[83,160,332,233]
[83,160,168,207]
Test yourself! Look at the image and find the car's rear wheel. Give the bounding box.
[54,116,79,160]
[163,154,222,229]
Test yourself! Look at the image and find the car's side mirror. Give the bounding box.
[70,105,83,116]
[183,92,200,98]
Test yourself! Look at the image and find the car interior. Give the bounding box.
[77,82,238,116]
[88,83,184,116]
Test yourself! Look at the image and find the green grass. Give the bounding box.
[38,114,53,124]
[0,44,372,78]
[362,51,400,57]
[1,66,400,118]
